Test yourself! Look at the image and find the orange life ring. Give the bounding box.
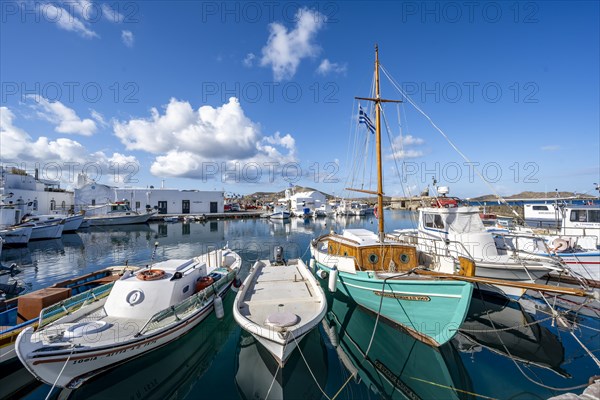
[195,276,214,292]
[137,269,166,281]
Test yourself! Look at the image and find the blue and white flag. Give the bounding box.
[358,105,375,133]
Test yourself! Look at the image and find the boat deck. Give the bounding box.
[240,261,322,326]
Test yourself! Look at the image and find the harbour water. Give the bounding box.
[2,210,598,400]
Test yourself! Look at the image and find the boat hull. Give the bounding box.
[29,223,64,240]
[233,259,327,366]
[85,213,154,226]
[0,226,32,246]
[63,214,84,232]
[16,285,232,388]
[550,252,599,282]
[313,260,472,346]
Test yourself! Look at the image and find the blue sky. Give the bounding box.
[1,1,598,199]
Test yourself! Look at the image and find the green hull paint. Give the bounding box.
[316,262,472,346]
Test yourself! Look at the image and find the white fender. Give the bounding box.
[328,266,338,293]
[214,296,224,319]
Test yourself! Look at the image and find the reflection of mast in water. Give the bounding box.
[235,329,328,400]
[325,291,473,400]
[454,290,568,377]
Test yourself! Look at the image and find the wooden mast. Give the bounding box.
[355,45,401,242]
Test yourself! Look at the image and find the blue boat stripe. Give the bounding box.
[340,281,463,299]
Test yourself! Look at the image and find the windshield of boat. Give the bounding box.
[446,212,486,234]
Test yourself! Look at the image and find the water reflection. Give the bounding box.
[324,290,473,399]
[235,329,328,400]
[456,290,568,377]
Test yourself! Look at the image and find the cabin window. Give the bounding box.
[183,285,190,293]
[368,254,379,264]
[532,205,548,211]
[424,213,444,229]
[329,245,333,253]
[570,210,587,222]
[343,251,348,256]
[400,254,410,264]
[588,210,600,223]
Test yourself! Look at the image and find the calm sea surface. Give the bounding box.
[2,210,598,400]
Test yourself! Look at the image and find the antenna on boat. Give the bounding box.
[149,241,159,269]
[351,44,402,242]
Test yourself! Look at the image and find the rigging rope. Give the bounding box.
[379,64,522,220]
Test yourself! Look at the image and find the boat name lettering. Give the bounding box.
[373,291,431,301]
[374,360,421,400]
[73,356,97,364]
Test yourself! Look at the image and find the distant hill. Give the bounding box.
[471,191,595,201]
[242,186,389,203]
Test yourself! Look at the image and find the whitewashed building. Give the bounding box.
[74,183,224,215]
[0,167,74,215]
[282,190,327,215]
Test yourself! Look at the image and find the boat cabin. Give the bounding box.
[322,229,418,272]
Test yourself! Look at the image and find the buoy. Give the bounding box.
[214,296,224,319]
[309,258,316,271]
[328,266,338,293]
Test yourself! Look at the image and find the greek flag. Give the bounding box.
[358,105,375,133]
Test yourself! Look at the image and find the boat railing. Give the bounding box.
[489,231,559,259]
[38,282,115,329]
[136,270,236,336]
[387,233,478,269]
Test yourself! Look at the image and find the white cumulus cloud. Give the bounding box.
[28,96,97,136]
[114,97,297,180]
[121,30,134,47]
[387,134,425,159]
[41,3,98,38]
[316,59,347,76]
[0,107,139,186]
[260,8,326,81]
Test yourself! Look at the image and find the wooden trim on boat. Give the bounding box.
[411,270,592,297]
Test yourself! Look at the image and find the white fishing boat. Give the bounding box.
[233,247,326,366]
[84,202,157,226]
[269,205,291,220]
[15,245,241,388]
[19,220,64,240]
[22,212,84,232]
[0,225,32,246]
[393,189,570,297]
[1,267,138,366]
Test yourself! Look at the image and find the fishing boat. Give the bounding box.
[15,245,241,388]
[1,266,138,366]
[392,190,570,297]
[51,296,236,400]
[22,212,84,232]
[233,247,326,366]
[84,202,157,226]
[18,219,64,240]
[269,205,291,220]
[311,46,474,347]
[0,225,32,246]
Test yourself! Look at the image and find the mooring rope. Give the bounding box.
[45,345,76,400]
[292,334,332,400]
